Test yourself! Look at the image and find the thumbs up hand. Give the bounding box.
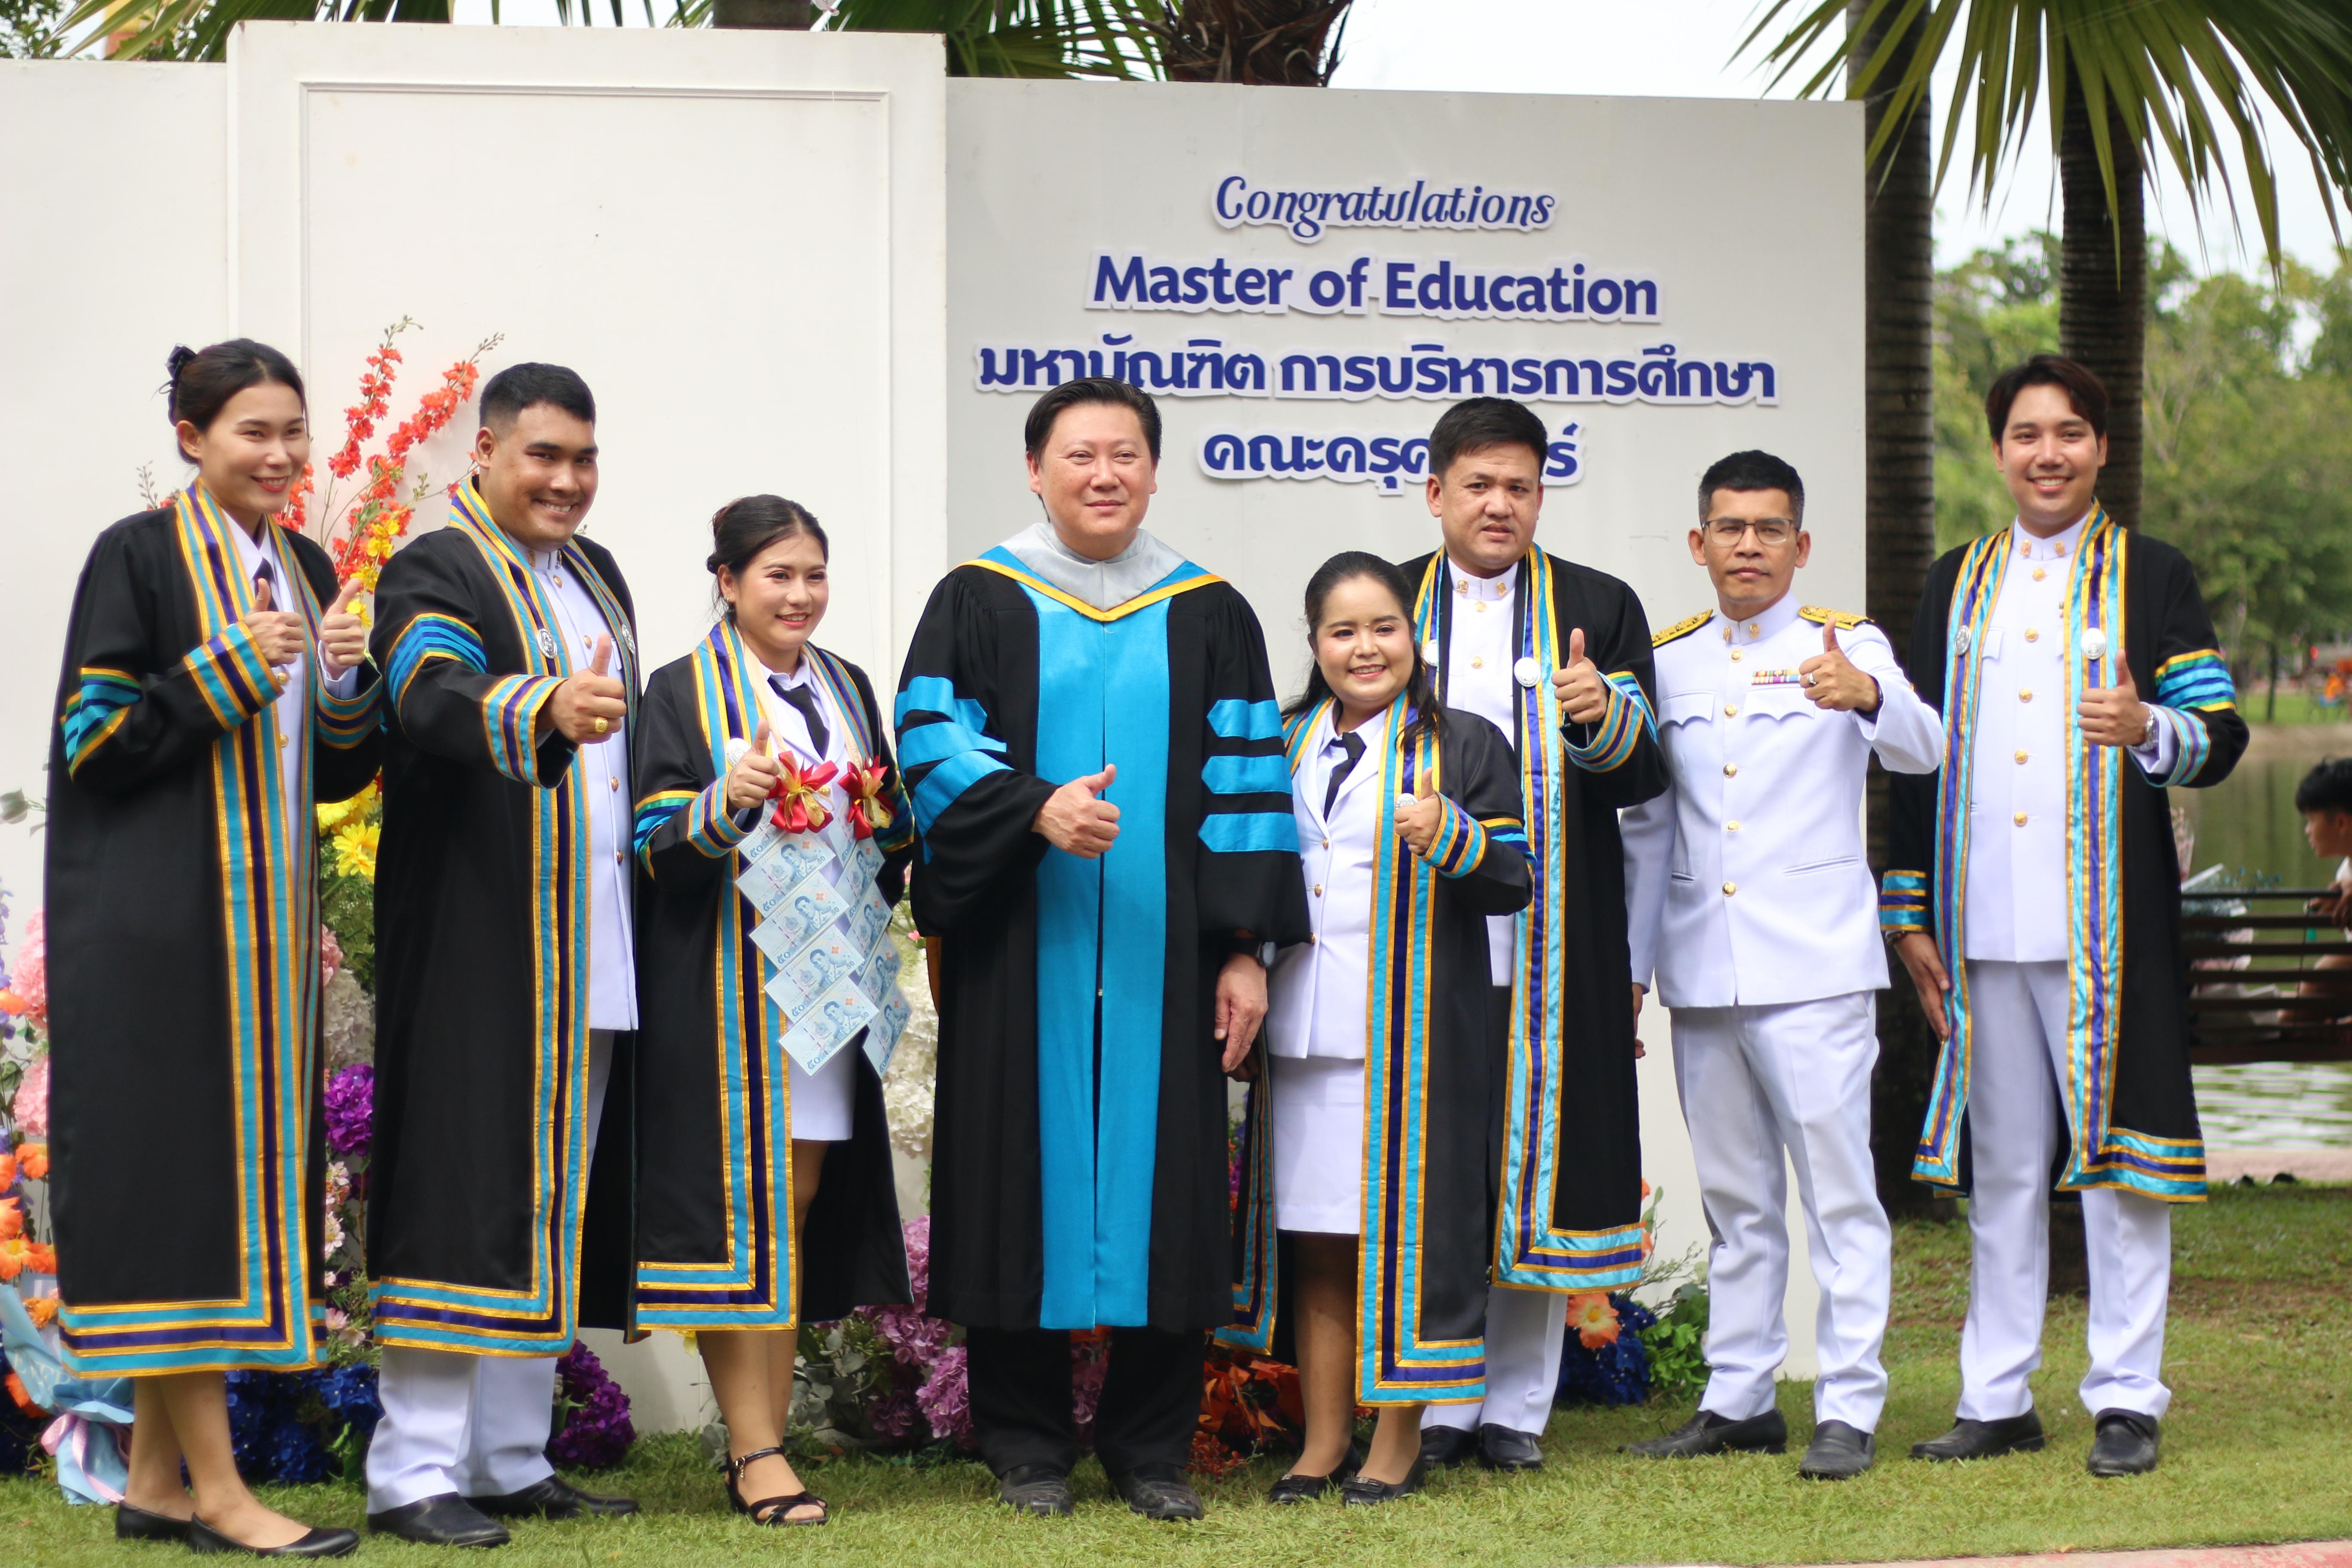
[1033,761,1121,858]
[724,717,784,810]
[1550,626,1609,726]
[319,579,368,675]
[1395,765,1447,858]
[548,631,628,744]
[2076,646,2153,747]
[1798,621,1882,713]
[239,573,307,679]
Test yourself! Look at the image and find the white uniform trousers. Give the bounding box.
[367,1030,617,1512]
[1957,961,2172,1421]
[1420,1286,1568,1438]
[1671,991,1891,1431]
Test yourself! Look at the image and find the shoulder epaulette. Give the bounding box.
[1651,610,1713,649]
[1799,605,1872,631]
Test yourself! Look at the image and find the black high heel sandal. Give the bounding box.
[724,1446,830,1527]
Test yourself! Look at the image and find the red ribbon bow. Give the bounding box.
[839,760,895,841]
[768,756,839,836]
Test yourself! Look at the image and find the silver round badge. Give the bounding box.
[723,738,752,769]
[1421,640,1442,667]
[536,629,558,659]
[1955,625,1973,655]
[2079,627,2109,663]
[1513,657,1541,689]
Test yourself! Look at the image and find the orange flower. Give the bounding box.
[0,1153,16,1192]
[0,1199,21,1242]
[1567,1290,1621,1350]
[0,1237,29,1281]
[23,1296,56,1328]
[24,1243,55,1277]
[4,1370,37,1415]
[16,1144,47,1181]
[0,989,24,1018]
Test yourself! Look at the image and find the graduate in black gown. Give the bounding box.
[363,365,640,1546]
[631,496,913,1526]
[896,379,1309,1520]
[1221,554,1531,1506]
[48,340,376,1556]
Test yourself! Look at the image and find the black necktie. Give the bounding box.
[1323,731,1365,819]
[253,557,276,604]
[771,678,830,758]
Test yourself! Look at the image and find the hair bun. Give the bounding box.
[165,344,198,381]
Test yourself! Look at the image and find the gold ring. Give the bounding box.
[593,717,609,735]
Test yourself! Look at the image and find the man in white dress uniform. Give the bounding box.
[1621,450,1943,1479]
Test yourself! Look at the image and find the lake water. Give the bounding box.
[2175,726,2352,1152]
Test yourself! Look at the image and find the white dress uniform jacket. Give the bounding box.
[1623,594,1944,1007]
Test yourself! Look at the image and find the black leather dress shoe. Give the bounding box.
[1418,1424,1480,1469]
[469,1475,639,1519]
[115,1502,192,1542]
[1798,1420,1875,1480]
[996,1464,1074,1517]
[1109,1463,1204,1521]
[186,1518,360,1558]
[2086,1410,2159,1477]
[1623,1408,1789,1458]
[1340,1456,1427,1506]
[1478,1423,1544,1472]
[365,1494,511,1549]
[1909,1409,2045,1462]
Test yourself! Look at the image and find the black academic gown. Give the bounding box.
[47,487,381,1375]
[1221,702,1532,1405]
[630,622,913,1327]
[1883,509,2247,1200]
[1400,549,1666,1291]
[365,485,638,1354]
[897,548,1311,1333]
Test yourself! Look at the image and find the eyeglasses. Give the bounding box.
[1703,519,1798,546]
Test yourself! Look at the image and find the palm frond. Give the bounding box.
[1740,0,2352,271]
[820,0,1170,78]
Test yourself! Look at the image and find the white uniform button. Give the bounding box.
[1726,820,1741,832]
[1322,838,1330,849]
[1472,601,1485,614]
[1471,656,1485,669]
[2013,812,2028,827]
[1313,885,1323,897]
[615,850,624,863]
[2019,688,2034,703]
[609,777,619,791]
[1723,763,1738,777]
[2033,567,2048,581]
[2015,750,2029,764]
[1724,704,1739,717]
[2025,628,2040,643]
[1722,881,1737,895]
[1730,649,1743,662]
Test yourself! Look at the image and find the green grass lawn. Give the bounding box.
[9,1184,2347,1566]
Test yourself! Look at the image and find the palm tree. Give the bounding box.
[1747,0,2352,533]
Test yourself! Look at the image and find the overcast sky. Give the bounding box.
[447,0,2345,276]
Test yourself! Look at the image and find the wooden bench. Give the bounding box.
[2183,884,2352,1064]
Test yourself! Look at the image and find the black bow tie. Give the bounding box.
[1323,730,1366,819]
[770,678,830,758]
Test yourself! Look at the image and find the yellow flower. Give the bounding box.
[317,780,381,835]
[332,822,380,882]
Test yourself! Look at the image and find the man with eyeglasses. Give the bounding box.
[1619,450,1942,1479]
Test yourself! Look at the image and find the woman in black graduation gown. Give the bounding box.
[631,497,912,1526]
[1220,554,1531,1504]
[46,342,378,1556]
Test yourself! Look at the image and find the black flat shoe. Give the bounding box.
[1478,1423,1544,1472]
[1339,1456,1427,1506]
[186,1519,359,1558]
[1109,1463,1203,1521]
[724,1445,829,1525]
[1417,1424,1479,1469]
[115,1502,192,1542]
[1909,1409,2045,1462]
[1623,1408,1789,1458]
[996,1464,1074,1518]
[365,1493,510,1549]
[1798,1420,1876,1479]
[469,1474,639,1519]
[1267,1444,1361,1505]
[2086,1410,2159,1477]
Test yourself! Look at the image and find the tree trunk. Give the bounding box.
[713,0,813,27]
[2058,76,2146,530]
[1849,0,1940,1213]
[1162,0,1350,85]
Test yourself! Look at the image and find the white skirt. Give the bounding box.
[787,1040,857,1143]
[1271,1054,1364,1236]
